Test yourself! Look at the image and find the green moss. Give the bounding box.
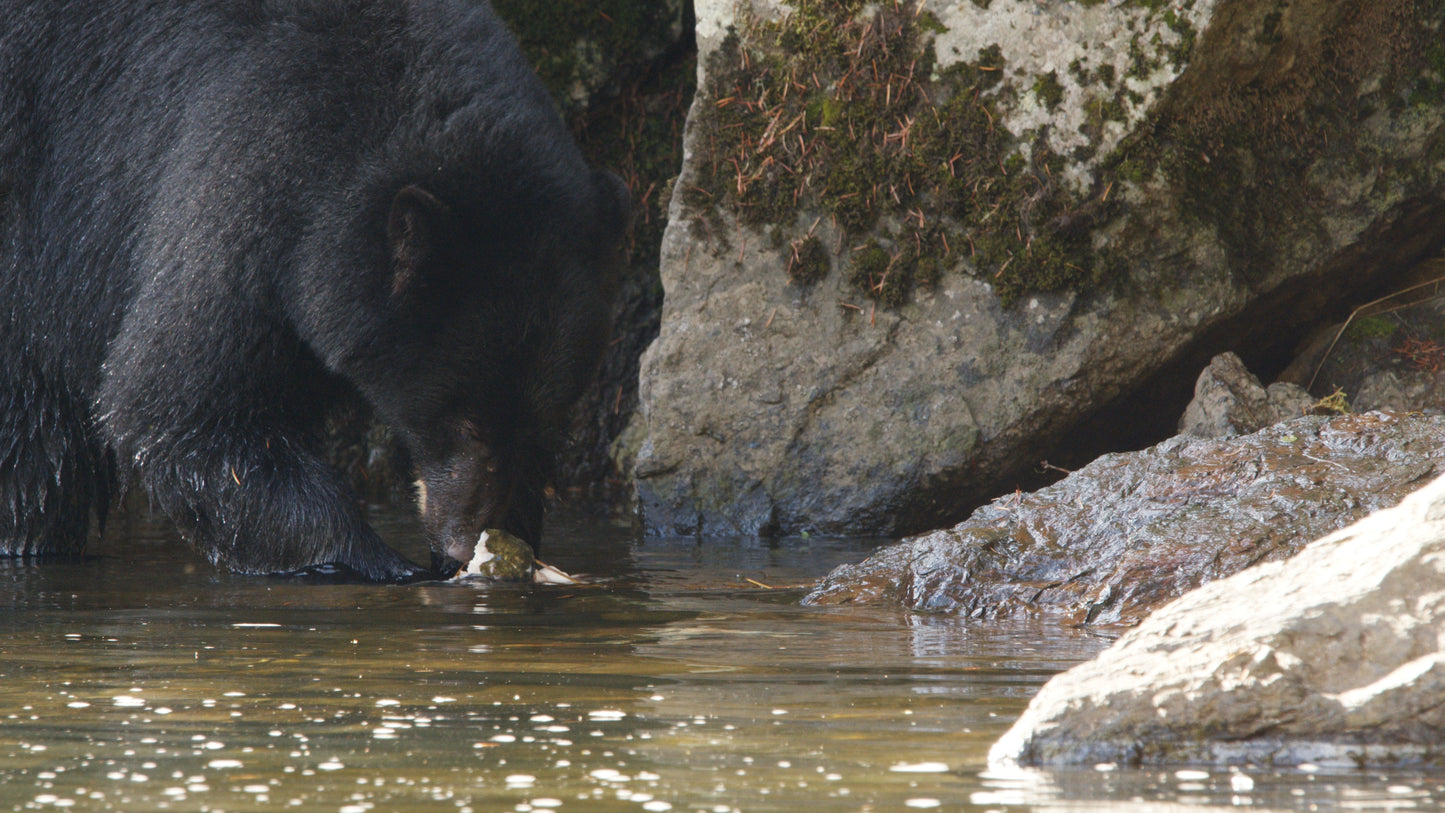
[1125,33,1159,79]
[1346,314,1398,340]
[685,0,1113,307]
[975,43,1007,88]
[1429,36,1445,75]
[848,240,910,305]
[917,10,948,35]
[1095,0,1442,288]
[1086,96,1128,131]
[787,234,830,285]
[1067,57,1120,92]
[1033,71,1065,111]
[1411,32,1445,107]
[1160,9,1197,69]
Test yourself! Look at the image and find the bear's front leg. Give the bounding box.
[128,430,428,582]
[98,272,432,581]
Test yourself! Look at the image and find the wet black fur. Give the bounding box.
[0,0,628,579]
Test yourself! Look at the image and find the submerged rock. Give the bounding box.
[629,0,1445,536]
[804,411,1445,625]
[990,471,1445,769]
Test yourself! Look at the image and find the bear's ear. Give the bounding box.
[387,184,453,298]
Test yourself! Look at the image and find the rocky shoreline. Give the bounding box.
[803,342,1445,764]
[990,470,1445,769]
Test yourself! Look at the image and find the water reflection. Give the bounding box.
[974,762,1445,811]
[2,505,1441,810]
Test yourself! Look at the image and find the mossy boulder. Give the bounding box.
[629,0,1445,536]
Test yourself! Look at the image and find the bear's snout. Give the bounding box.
[415,460,518,573]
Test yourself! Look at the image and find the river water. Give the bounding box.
[3,506,1442,811]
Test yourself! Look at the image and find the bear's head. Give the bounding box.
[334,165,630,576]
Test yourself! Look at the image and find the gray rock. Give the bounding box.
[1178,352,1316,438]
[990,470,1445,769]
[629,0,1445,536]
[803,411,1445,625]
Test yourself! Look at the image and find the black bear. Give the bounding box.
[0,0,629,580]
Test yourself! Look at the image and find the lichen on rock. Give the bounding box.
[687,0,1115,304]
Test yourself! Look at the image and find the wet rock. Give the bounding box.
[990,470,1445,769]
[630,0,1445,536]
[804,411,1445,625]
[1178,352,1315,438]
